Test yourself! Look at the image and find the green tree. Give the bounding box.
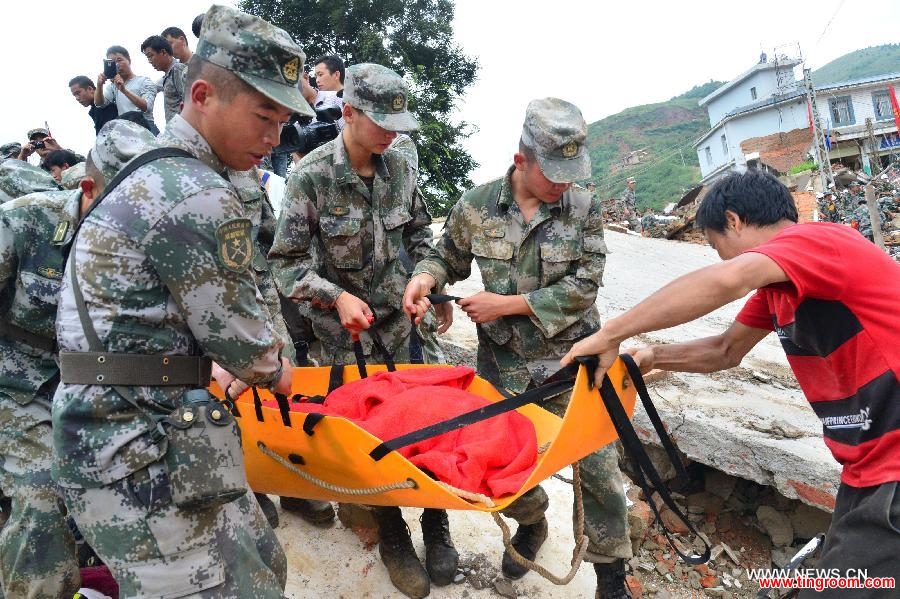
[239,0,479,215]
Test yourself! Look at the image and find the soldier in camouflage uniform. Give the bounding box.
[51,6,305,596]
[405,98,633,599]
[0,160,61,199]
[817,192,840,223]
[0,162,88,597]
[1,143,21,160]
[270,63,455,599]
[225,166,338,527]
[622,177,640,231]
[0,121,157,598]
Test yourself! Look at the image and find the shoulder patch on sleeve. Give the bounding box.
[215,218,253,272]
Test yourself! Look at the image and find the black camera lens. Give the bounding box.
[32,141,45,150]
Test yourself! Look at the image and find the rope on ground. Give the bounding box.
[490,462,589,585]
[258,441,416,496]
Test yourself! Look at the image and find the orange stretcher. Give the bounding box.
[209,358,636,512]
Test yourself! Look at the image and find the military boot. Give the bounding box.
[420,508,458,585]
[374,507,430,598]
[280,497,336,526]
[594,559,632,599]
[501,516,548,579]
[254,492,279,528]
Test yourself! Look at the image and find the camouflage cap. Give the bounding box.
[0,159,61,199]
[343,63,418,132]
[89,119,156,184]
[1,142,21,158]
[520,98,590,183]
[27,128,50,140]
[195,5,314,117]
[60,162,87,190]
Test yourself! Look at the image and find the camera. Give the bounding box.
[273,107,342,156]
[103,59,118,79]
[31,140,45,150]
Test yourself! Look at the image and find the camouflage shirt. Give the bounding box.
[0,189,80,404]
[229,165,296,364]
[53,115,283,488]
[269,132,433,359]
[413,167,607,393]
[622,187,636,210]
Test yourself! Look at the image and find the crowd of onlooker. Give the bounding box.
[1,13,350,195]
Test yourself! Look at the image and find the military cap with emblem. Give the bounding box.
[195,4,314,117]
[89,119,157,185]
[1,142,22,159]
[27,128,50,141]
[520,97,591,183]
[0,159,61,198]
[343,63,419,132]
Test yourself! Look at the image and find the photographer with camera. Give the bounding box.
[95,45,159,135]
[16,127,65,163]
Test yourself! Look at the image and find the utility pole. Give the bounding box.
[804,68,835,191]
[865,184,886,251]
[865,118,882,175]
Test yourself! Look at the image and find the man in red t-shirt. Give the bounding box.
[563,169,900,597]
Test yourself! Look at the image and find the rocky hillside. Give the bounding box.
[587,44,899,210]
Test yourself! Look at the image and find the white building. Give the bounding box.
[693,52,900,184]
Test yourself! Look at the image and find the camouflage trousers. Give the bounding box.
[501,392,632,564]
[61,460,286,598]
[0,392,80,598]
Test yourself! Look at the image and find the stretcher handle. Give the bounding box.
[598,353,710,565]
[368,357,595,461]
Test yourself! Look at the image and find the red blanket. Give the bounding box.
[270,367,538,497]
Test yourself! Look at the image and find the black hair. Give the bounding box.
[185,57,254,102]
[315,55,346,84]
[106,45,130,61]
[161,26,188,41]
[68,75,95,90]
[42,149,82,170]
[518,139,536,163]
[140,35,173,55]
[191,14,204,38]
[695,169,798,233]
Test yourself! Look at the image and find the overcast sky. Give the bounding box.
[4,1,898,184]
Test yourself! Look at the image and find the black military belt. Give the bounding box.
[0,321,57,353]
[59,352,212,386]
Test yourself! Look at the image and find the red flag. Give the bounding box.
[889,84,900,134]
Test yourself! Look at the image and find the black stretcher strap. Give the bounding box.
[367,360,587,461]
[352,337,368,379]
[407,293,461,367]
[299,363,344,435]
[620,354,690,483]
[273,393,292,427]
[252,386,264,422]
[327,363,345,395]
[303,412,326,436]
[370,330,396,371]
[598,354,710,565]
